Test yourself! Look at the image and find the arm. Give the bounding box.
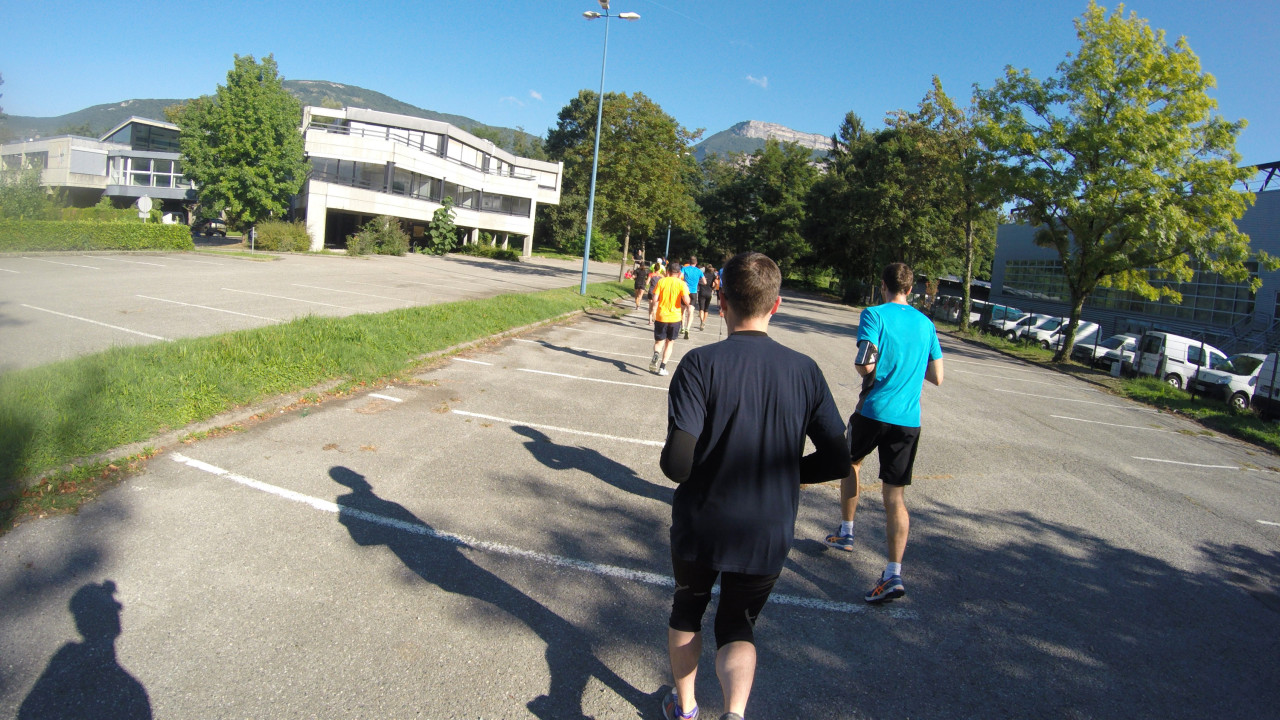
[800,375,853,484]
[926,358,944,386]
[660,422,697,483]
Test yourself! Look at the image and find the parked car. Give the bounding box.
[981,304,1027,335]
[1041,321,1100,351]
[1002,313,1054,341]
[192,218,227,237]
[1188,353,1265,410]
[1071,333,1140,370]
[1132,331,1227,390]
[1251,352,1280,420]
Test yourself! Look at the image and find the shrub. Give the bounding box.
[454,244,521,262]
[0,168,54,220]
[423,198,458,255]
[58,198,140,223]
[0,220,193,251]
[560,230,619,262]
[347,215,409,256]
[254,220,312,252]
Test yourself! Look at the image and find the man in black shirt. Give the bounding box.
[659,252,850,720]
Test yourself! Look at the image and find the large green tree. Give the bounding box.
[167,54,306,230]
[978,2,1258,360]
[544,90,700,280]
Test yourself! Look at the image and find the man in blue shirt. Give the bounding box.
[824,262,944,604]
[679,256,705,339]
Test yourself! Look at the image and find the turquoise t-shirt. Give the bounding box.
[856,302,943,428]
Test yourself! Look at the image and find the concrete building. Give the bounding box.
[988,186,1280,354]
[0,117,194,217]
[296,106,562,255]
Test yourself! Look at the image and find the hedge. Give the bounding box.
[0,220,195,252]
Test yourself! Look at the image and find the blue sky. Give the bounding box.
[3,0,1276,168]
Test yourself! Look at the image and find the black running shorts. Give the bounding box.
[654,321,681,342]
[668,552,779,648]
[847,412,921,487]
[697,292,713,312]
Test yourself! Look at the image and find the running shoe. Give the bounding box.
[649,357,659,373]
[658,367,669,376]
[823,530,855,551]
[662,688,698,720]
[682,329,690,339]
[865,574,905,604]
[718,714,744,720]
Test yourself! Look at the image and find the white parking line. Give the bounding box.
[20,304,169,340]
[516,338,676,364]
[993,388,1137,409]
[453,358,493,366]
[24,256,99,270]
[90,255,166,267]
[1259,520,1280,527]
[1051,415,1179,433]
[223,288,349,309]
[948,358,1044,375]
[1132,457,1240,469]
[368,393,403,403]
[0,267,19,274]
[169,452,889,616]
[517,368,667,390]
[452,410,664,447]
[137,295,282,322]
[292,283,411,304]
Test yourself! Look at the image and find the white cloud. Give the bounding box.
[746,75,769,89]
[529,90,543,101]
[500,96,525,107]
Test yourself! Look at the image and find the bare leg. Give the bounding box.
[882,484,909,564]
[661,339,676,365]
[716,641,757,717]
[840,460,862,522]
[667,628,701,716]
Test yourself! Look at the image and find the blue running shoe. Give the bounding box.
[824,529,855,551]
[662,688,698,720]
[865,574,905,604]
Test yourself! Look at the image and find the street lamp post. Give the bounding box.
[579,1,640,295]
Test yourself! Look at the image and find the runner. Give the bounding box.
[823,262,944,605]
[650,264,691,376]
[660,251,850,720]
[679,256,705,339]
[633,261,649,310]
[697,264,718,331]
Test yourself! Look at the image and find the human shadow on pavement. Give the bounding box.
[17,580,151,720]
[518,338,640,376]
[331,466,655,719]
[512,426,673,504]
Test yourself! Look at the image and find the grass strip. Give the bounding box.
[940,321,1280,455]
[0,282,631,502]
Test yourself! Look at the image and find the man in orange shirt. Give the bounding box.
[650,264,691,376]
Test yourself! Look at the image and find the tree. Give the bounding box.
[423,197,458,255]
[166,54,306,231]
[978,2,1258,360]
[0,166,51,220]
[56,122,96,137]
[544,90,701,280]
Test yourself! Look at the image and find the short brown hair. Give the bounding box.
[721,252,781,318]
[882,262,914,296]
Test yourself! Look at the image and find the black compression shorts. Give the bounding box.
[697,292,713,311]
[668,552,779,648]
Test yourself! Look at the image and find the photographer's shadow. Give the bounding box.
[18,580,151,720]
[331,466,652,719]
[513,425,672,504]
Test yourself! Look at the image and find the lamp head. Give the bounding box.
[583,10,601,18]
[598,0,610,9]
[618,11,640,19]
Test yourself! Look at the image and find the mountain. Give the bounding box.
[0,80,538,152]
[693,120,831,162]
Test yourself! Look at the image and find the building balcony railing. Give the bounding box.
[310,169,531,218]
[306,120,540,183]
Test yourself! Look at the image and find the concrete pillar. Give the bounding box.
[304,185,326,251]
[522,232,533,259]
[501,233,509,250]
[469,227,478,245]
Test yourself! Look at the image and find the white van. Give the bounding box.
[1251,352,1280,420]
[1037,321,1100,351]
[1132,331,1227,390]
[1187,353,1265,410]
[1071,333,1140,370]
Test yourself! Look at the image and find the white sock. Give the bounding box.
[839,521,855,536]
[884,562,902,579]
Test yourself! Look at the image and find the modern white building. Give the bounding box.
[296,106,562,255]
[0,117,194,216]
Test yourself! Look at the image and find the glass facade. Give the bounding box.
[310,158,530,217]
[105,123,180,152]
[111,156,189,189]
[1003,259,1258,327]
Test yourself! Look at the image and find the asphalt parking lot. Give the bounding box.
[1,274,1278,718]
[0,250,619,371]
